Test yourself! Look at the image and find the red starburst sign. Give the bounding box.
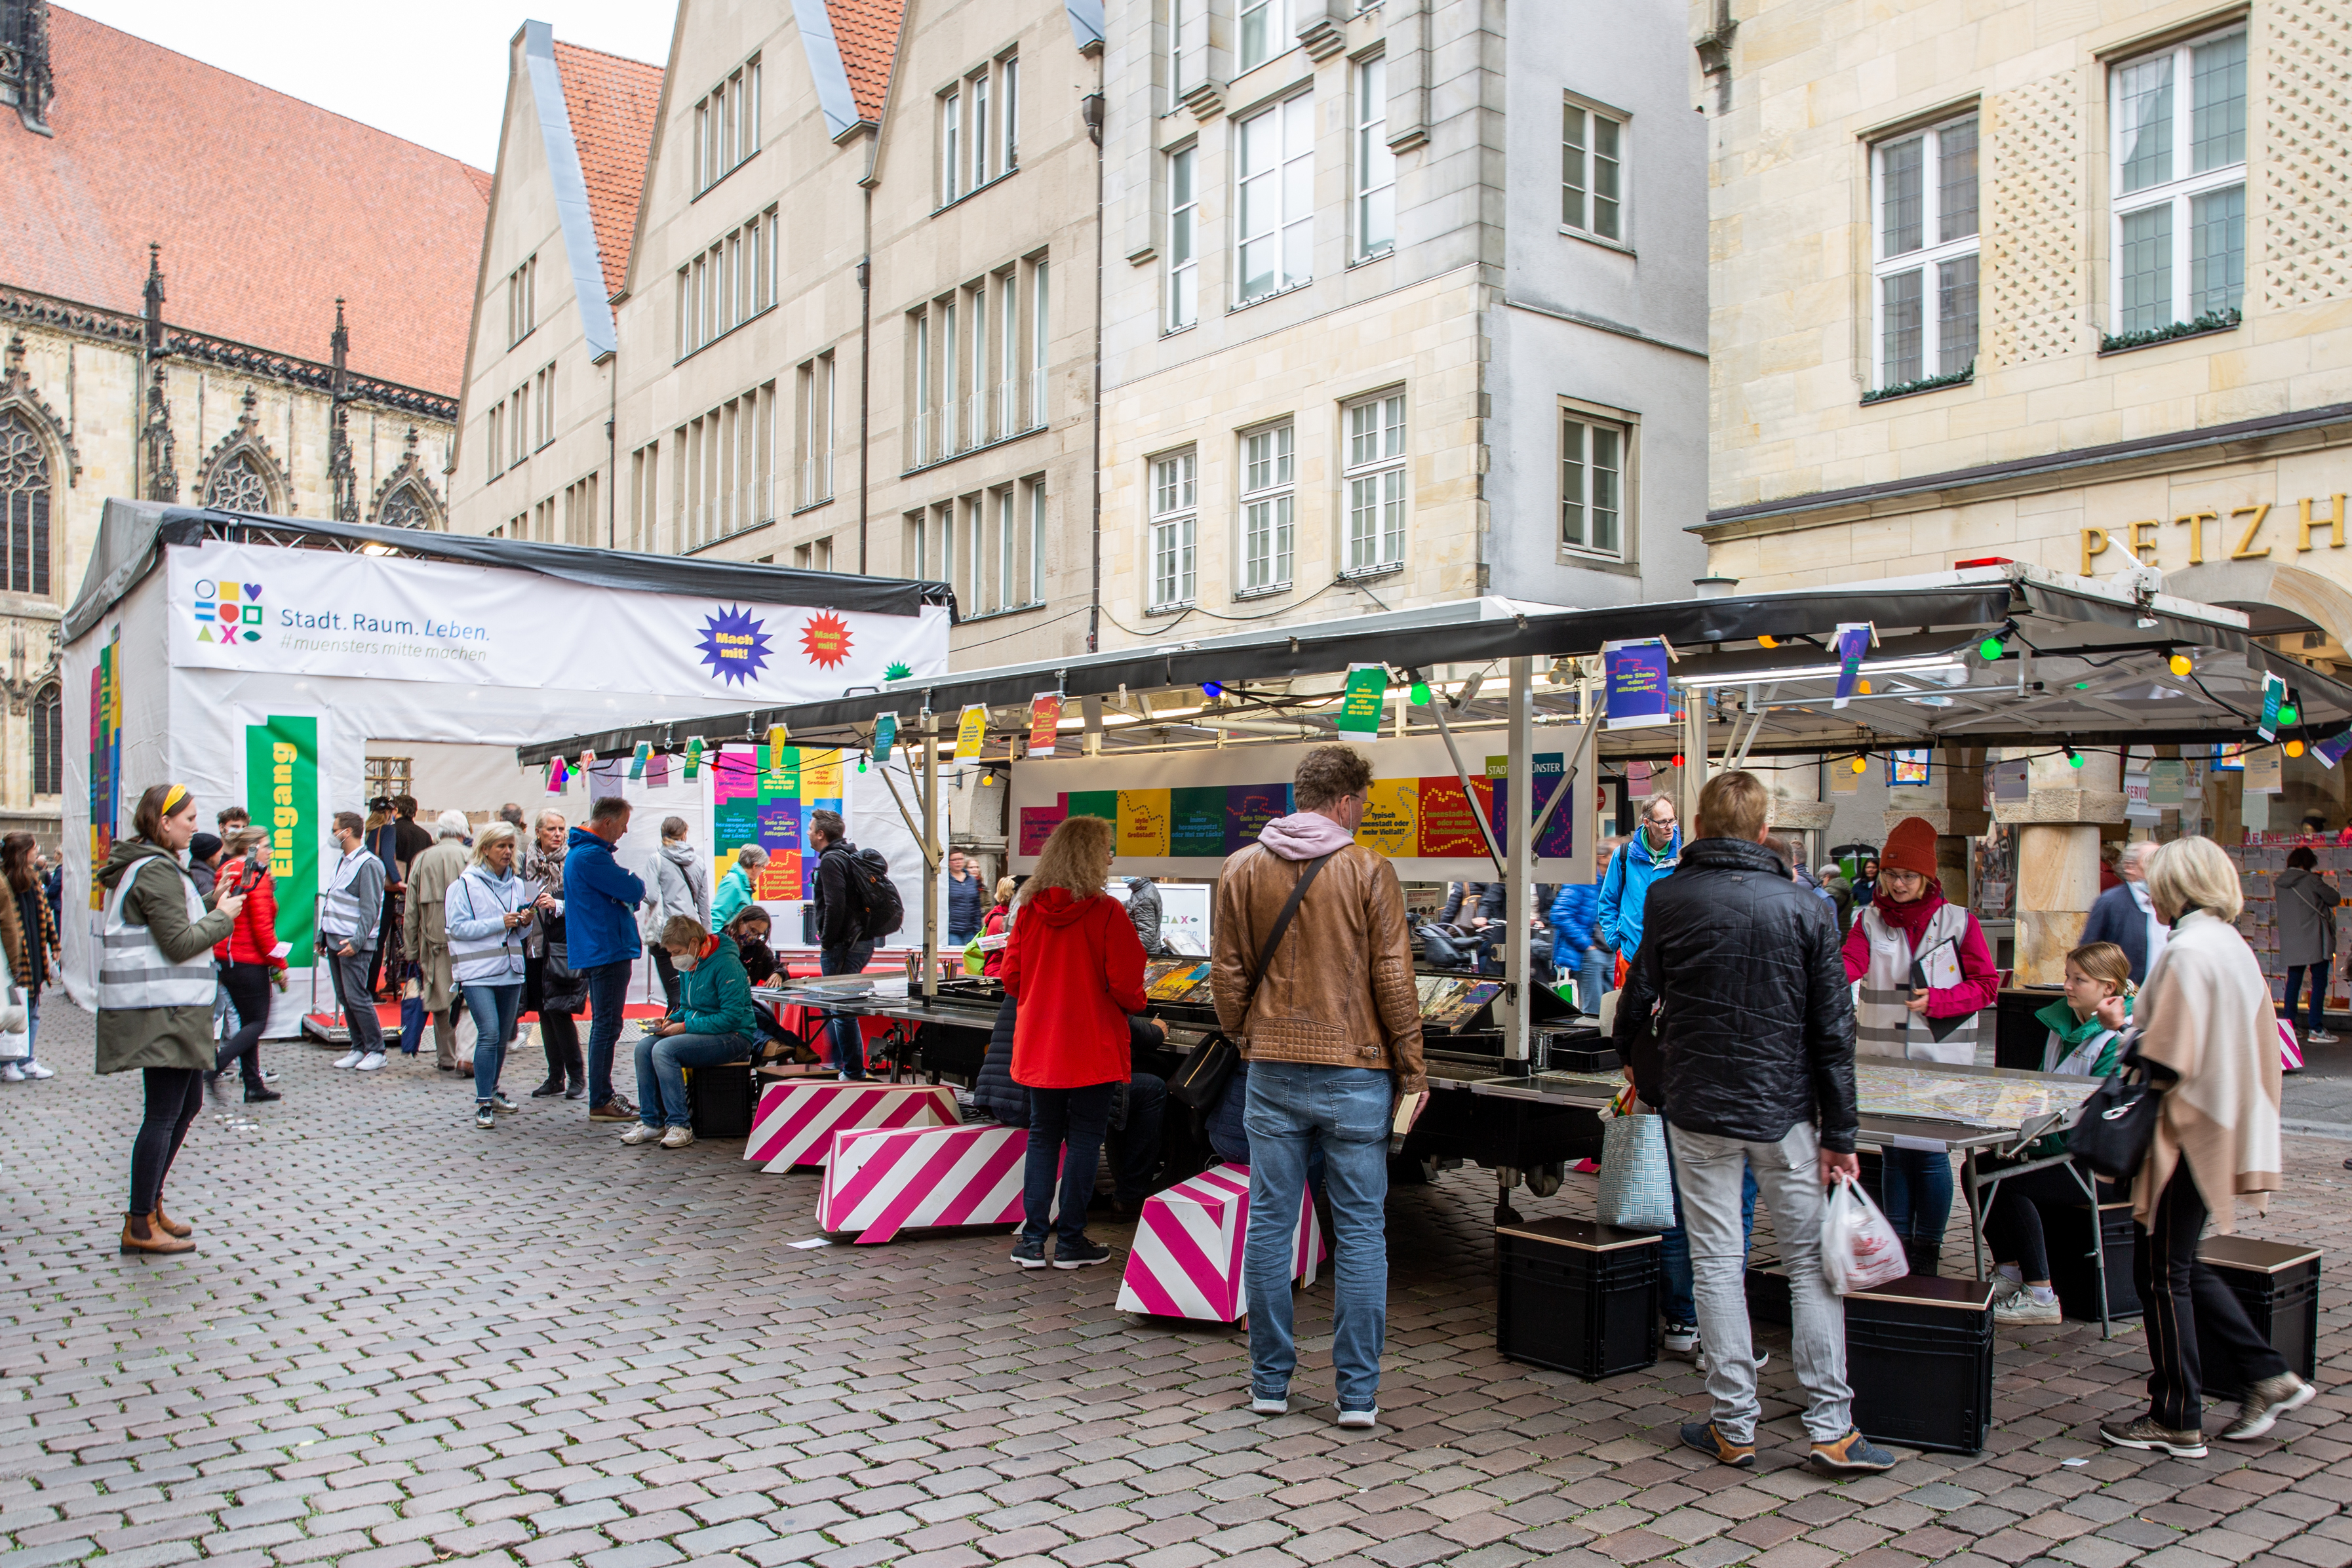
[800,610,853,669]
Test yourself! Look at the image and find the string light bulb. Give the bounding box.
[1758,635,1778,649]
[2280,702,2301,726]
[1201,680,1225,699]
[1978,633,2007,661]
[2288,739,2307,758]
[1409,681,1432,706]
[1670,753,1685,769]
[2065,744,2083,769]
[2168,652,2193,677]
[1856,678,1872,695]
[1851,756,1869,775]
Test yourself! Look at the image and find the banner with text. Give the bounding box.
[245,715,319,966]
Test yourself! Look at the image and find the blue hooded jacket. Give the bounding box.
[1548,882,1600,954]
[1597,827,1681,959]
[562,825,646,970]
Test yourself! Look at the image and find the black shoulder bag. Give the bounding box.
[1168,852,1335,1110]
[2066,1036,2161,1180]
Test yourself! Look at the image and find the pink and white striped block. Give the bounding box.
[817,1122,1031,1244]
[1114,1163,1323,1322]
[745,1080,958,1170]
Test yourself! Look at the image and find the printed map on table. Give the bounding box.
[714,744,843,897]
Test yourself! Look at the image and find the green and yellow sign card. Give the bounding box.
[246,715,319,966]
[1335,663,1388,734]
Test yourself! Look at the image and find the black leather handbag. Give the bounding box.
[2067,1044,2161,1180]
[1167,852,1333,1112]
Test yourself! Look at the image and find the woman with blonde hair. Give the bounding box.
[1000,815,1147,1270]
[447,821,535,1131]
[979,876,1017,977]
[2100,836,2309,1457]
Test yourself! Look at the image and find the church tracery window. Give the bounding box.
[30,682,59,796]
[0,410,52,598]
[378,482,431,530]
[203,451,272,514]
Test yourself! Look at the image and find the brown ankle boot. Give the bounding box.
[120,1211,195,1255]
[150,1202,192,1238]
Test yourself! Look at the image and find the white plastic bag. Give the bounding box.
[1820,1177,1908,1294]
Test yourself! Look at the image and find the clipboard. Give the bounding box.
[1908,937,1968,1042]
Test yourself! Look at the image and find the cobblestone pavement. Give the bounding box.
[2,1006,2346,1568]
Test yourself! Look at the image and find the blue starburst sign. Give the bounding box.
[696,604,774,686]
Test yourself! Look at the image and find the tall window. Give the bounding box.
[1030,260,1049,428]
[534,364,556,450]
[1355,59,1394,260]
[2112,28,2245,337]
[1169,0,1203,103]
[486,402,504,482]
[1168,146,1200,329]
[1237,95,1313,303]
[1561,100,1626,243]
[1343,391,1405,572]
[1239,422,1294,591]
[630,440,660,551]
[1027,477,1046,604]
[1238,0,1287,73]
[205,452,272,515]
[968,279,988,448]
[914,310,933,462]
[675,207,775,357]
[30,682,59,796]
[1150,450,1198,609]
[510,384,528,468]
[996,267,1019,439]
[942,86,963,203]
[0,412,51,598]
[1560,410,1627,559]
[939,56,1017,205]
[943,294,960,452]
[506,255,536,347]
[1004,56,1019,169]
[695,58,760,193]
[1872,112,1979,385]
[973,70,992,187]
[562,473,600,545]
[798,353,835,505]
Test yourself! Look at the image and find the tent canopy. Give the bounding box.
[520,564,2352,765]
[66,501,958,644]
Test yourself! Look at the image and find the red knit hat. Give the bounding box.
[1881,816,1939,881]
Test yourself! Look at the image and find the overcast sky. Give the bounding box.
[66,1,678,170]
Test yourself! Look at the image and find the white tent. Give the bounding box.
[62,501,954,1036]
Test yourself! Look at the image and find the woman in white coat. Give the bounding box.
[447,823,535,1131]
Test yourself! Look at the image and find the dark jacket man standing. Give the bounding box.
[564,796,646,1123]
[1614,769,1885,1476]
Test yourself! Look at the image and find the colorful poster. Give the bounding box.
[88,639,121,909]
[954,704,989,761]
[1028,694,1063,756]
[2212,741,2246,771]
[872,711,897,764]
[1066,789,1118,824]
[1418,777,1485,857]
[1531,752,1574,859]
[1335,664,1388,735]
[1891,748,1931,785]
[1358,777,1418,857]
[1603,639,1672,730]
[1225,785,1289,850]
[1019,806,1065,855]
[245,715,319,966]
[755,856,802,900]
[2258,673,2286,741]
[2316,730,2352,770]
[1170,787,1226,857]
[1118,789,1171,857]
[1832,622,1874,708]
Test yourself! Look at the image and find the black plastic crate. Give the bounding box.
[2197,1236,2321,1398]
[1539,1027,1615,1074]
[2045,1202,2141,1323]
[1846,1276,1995,1455]
[686,1060,756,1139]
[1497,1217,1660,1381]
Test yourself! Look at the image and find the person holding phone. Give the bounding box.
[207,827,287,1101]
[448,823,535,1130]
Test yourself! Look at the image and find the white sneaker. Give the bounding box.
[619,1124,662,1145]
[1994,1291,2064,1325]
[1336,1409,1379,1430]
[355,1052,386,1072]
[0,1063,22,1083]
[2308,1030,2340,1045]
[21,1061,52,1079]
[332,1049,363,1068]
[1249,1394,1289,1416]
[660,1125,696,1148]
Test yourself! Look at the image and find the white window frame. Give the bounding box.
[1149,450,1198,610]
[1003,54,1019,170]
[1027,477,1046,603]
[942,87,963,205]
[1561,96,1627,245]
[1341,390,1405,573]
[1238,421,1295,593]
[995,267,1019,441]
[1168,145,1200,330]
[914,311,933,463]
[1869,109,1980,388]
[1169,0,1204,106]
[1354,57,1394,262]
[507,255,536,348]
[695,58,760,196]
[1559,405,1632,562]
[1029,259,1049,429]
[2109,25,2247,338]
[973,70,992,188]
[1236,94,1314,305]
[1238,0,1288,73]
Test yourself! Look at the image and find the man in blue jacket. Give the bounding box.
[564,796,647,1122]
[1548,880,1605,1016]
[1599,792,1682,972]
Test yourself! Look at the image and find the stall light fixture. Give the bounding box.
[1978,620,2018,661]
[2281,699,2301,726]
[2065,743,2083,768]
[2168,651,2194,677]
[1851,755,1869,775]
[1409,681,1433,707]
[1200,680,1225,698]
[2288,739,2307,758]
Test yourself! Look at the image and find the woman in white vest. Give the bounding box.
[96,783,245,1255]
[1838,815,2001,1275]
[446,822,535,1131]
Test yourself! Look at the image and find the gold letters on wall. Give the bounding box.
[2082,495,2346,574]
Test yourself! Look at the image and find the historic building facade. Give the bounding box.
[0,1,488,846]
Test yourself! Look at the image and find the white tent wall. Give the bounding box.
[367,741,544,823]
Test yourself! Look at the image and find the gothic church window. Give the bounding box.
[378,483,431,531]
[0,410,51,598]
[30,682,58,796]
[205,452,271,514]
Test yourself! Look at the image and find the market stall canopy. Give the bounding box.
[519,564,2352,765]
[66,501,956,644]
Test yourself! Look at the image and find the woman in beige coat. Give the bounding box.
[2098,836,2311,1458]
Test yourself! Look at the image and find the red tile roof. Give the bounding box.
[551,40,662,304]
[0,7,489,396]
[827,0,907,126]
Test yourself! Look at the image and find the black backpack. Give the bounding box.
[829,844,904,941]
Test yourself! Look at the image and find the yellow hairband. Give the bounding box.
[161,783,188,816]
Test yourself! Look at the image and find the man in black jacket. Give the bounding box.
[810,810,875,1080]
[1614,770,1887,1475]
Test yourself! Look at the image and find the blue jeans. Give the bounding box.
[1022,1082,1115,1247]
[581,960,633,1107]
[2285,965,2329,1036]
[635,1030,751,1129]
[1573,943,1610,1017]
[22,994,37,1068]
[821,941,876,1079]
[463,982,523,1105]
[1661,1135,1757,1326]
[1883,1147,1954,1276]
[1114,1073,1167,1204]
[1243,1061,1392,1413]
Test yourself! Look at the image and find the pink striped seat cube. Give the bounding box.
[745,1080,958,1170]
[817,1122,1032,1244]
[1115,1163,1323,1322]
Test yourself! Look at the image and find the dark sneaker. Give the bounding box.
[2100,1416,2206,1458]
[243,1086,282,1103]
[2220,1374,2315,1441]
[529,1077,566,1099]
[1663,1322,1700,1358]
[1009,1236,1049,1270]
[1679,1421,1755,1468]
[1051,1237,1112,1270]
[588,1098,636,1122]
[1810,1428,1897,1473]
[475,1105,496,1131]
[564,1079,588,1101]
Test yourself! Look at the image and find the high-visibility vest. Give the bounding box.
[98,857,218,1011]
[319,848,375,938]
[446,867,527,983]
[1854,901,1978,1065]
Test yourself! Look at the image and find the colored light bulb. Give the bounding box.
[1978,636,2005,660]
[2168,654,2193,676]
[2288,739,2307,758]
[2280,703,2300,726]
[1410,681,1432,706]
[1758,635,1778,649]
[1851,756,1868,774]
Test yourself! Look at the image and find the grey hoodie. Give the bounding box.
[648,840,712,937]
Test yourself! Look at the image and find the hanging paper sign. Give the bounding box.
[2243,747,2284,793]
[547,758,569,793]
[873,712,899,764]
[2316,730,2352,770]
[646,753,671,789]
[2258,673,2286,741]
[1889,748,1931,786]
[955,705,989,761]
[1832,623,1875,709]
[2211,741,2245,771]
[1335,664,1389,735]
[684,737,704,780]
[1992,758,2029,800]
[2149,758,2185,804]
[578,750,596,777]
[1028,694,1063,757]
[768,723,789,753]
[1603,639,1672,730]
[629,741,651,780]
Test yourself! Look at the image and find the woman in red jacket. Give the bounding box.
[208,827,288,1102]
[1002,815,1147,1271]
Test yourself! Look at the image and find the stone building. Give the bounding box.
[1093,0,1710,648]
[0,1,487,846]
[1695,0,2352,973]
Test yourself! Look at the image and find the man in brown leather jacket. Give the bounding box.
[1212,744,1424,1429]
